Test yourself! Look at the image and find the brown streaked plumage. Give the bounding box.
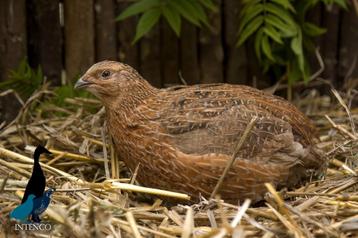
[75,60,325,203]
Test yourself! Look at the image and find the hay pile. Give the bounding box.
[0,85,357,237]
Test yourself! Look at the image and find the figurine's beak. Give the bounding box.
[74,77,92,89]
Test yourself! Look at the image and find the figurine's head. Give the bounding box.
[34,145,52,155]
[45,188,55,197]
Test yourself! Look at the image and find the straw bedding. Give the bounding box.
[0,84,357,237]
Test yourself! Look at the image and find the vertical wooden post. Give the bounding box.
[0,0,27,123]
[117,0,140,69]
[223,0,248,85]
[320,6,340,84]
[338,9,358,85]
[179,22,200,85]
[27,0,62,85]
[95,0,117,61]
[199,0,224,84]
[0,0,27,81]
[64,0,95,82]
[140,25,162,88]
[161,20,179,87]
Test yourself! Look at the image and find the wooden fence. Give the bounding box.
[0,0,357,119]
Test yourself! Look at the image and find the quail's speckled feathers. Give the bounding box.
[75,61,325,203]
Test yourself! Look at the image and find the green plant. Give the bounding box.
[116,0,217,43]
[39,83,97,117]
[0,59,93,109]
[117,0,348,88]
[237,0,347,85]
[0,58,43,99]
[51,83,92,106]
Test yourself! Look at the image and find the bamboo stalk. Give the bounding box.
[210,116,258,199]
[114,218,176,238]
[25,145,103,164]
[265,183,305,237]
[0,158,31,178]
[125,211,143,238]
[325,115,357,140]
[107,181,190,200]
[330,158,357,176]
[181,207,194,238]
[0,147,83,183]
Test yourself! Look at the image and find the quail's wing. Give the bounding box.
[137,84,298,159]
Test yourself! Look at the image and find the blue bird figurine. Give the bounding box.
[31,188,55,223]
[22,145,51,204]
[10,194,36,223]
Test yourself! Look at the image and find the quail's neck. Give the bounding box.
[105,79,159,113]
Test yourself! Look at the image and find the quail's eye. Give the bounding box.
[101,70,111,79]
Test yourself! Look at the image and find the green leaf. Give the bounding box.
[297,0,319,16]
[263,25,283,44]
[290,30,305,73]
[242,0,256,4]
[133,8,161,43]
[255,28,264,62]
[169,0,201,26]
[297,53,305,75]
[237,16,263,46]
[0,58,44,99]
[241,0,261,16]
[271,0,295,12]
[303,22,326,36]
[291,36,302,56]
[238,3,264,33]
[162,4,181,36]
[264,3,296,27]
[303,59,311,83]
[288,61,301,84]
[262,35,275,61]
[188,0,209,26]
[116,0,160,21]
[199,0,218,11]
[265,15,297,37]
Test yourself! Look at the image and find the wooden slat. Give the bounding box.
[26,0,62,85]
[306,4,322,80]
[95,0,117,61]
[161,20,179,87]
[140,25,162,88]
[320,5,340,84]
[338,8,358,85]
[64,0,95,81]
[179,21,200,85]
[0,0,27,81]
[199,0,224,84]
[223,0,248,85]
[0,0,27,123]
[117,0,140,69]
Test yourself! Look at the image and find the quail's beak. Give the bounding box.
[44,148,52,155]
[74,76,92,89]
